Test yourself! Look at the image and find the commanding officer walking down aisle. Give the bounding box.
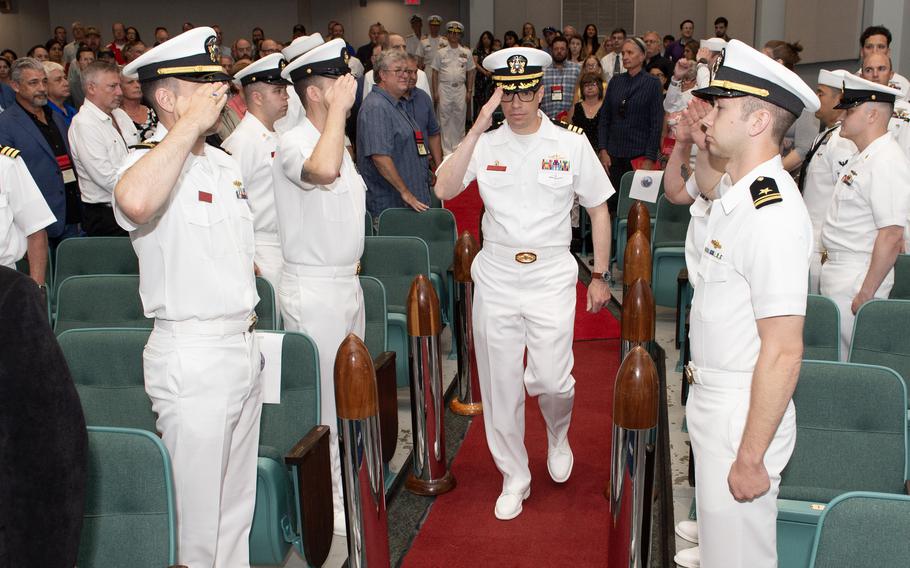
[435,47,614,521]
[115,27,263,567]
[272,38,366,537]
[685,39,818,568]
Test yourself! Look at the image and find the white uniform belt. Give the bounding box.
[822,250,870,263]
[483,243,567,264]
[254,232,281,246]
[685,362,752,389]
[284,262,360,278]
[154,314,257,335]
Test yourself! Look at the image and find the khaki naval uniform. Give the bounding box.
[453,112,613,494]
[819,132,910,358]
[687,156,812,568]
[432,43,474,154]
[801,125,856,293]
[0,147,56,268]
[114,124,263,568]
[223,113,284,298]
[272,116,366,526]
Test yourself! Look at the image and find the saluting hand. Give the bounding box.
[325,73,358,114]
[470,86,503,134]
[175,82,230,137]
[675,98,712,151]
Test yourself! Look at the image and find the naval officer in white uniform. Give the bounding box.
[272,38,366,537]
[114,27,262,567]
[683,39,818,568]
[223,53,290,298]
[819,75,910,360]
[435,47,614,521]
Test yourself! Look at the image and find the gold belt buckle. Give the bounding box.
[515,251,537,264]
[248,314,258,333]
[821,251,828,265]
[684,364,695,385]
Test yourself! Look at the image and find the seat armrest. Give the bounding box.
[374,351,398,464]
[285,425,333,567]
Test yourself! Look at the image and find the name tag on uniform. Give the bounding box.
[486,161,507,172]
[198,191,213,203]
[56,154,76,184]
[551,85,563,102]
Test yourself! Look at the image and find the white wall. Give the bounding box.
[0,0,52,56]
[48,0,299,48]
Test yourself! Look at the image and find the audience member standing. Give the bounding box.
[643,31,672,77]
[44,61,76,125]
[359,50,433,217]
[0,57,81,245]
[432,21,475,155]
[63,21,85,67]
[569,72,605,151]
[858,25,909,98]
[667,19,695,61]
[596,37,663,210]
[119,73,157,141]
[406,15,426,64]
[540,36,581,119]
[356,22,385,72]
[581,24,599,57]
[68,60,138,236]
[68,46,94,108]
[422,15,446,85]
[473,31,495,122]
[106,23,127,64]
[714,17,730,40]
[599,28,626,84]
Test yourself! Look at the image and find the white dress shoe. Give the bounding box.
[674,545,700,568]
[675,520,699,544]
[547,443,574,483]
[494,487,530,520]
[333,512,347,536]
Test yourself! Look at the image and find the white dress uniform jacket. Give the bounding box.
[68,99,139,204]
[0,150,55,268]
[432,43,474,154]
[114,124,263,568]
[820,132,910,358]
[802,125,857,293]
[453,112,613,493]
[687,156,812,568]
[272,115,367,528]
[223,112,284,296]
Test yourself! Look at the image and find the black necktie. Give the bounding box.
[797,124,839,193]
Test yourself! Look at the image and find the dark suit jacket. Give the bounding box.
[0,84,14,111]
[0,102,70,237]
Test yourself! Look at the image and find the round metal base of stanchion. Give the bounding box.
[449,398,483,416]
[406,470,456,496]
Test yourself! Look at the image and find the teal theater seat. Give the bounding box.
[809,492,910,567]
[889,254,910,299]
[54,275,151,334]
[803,295,840,361]
[256,276,279,330]
[53,236,137,300]
[776,361,908,568]
[651,195,690,307]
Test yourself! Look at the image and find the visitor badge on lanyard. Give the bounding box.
[551,85,563,102]
[415,130,429,156]
[56,154,77,184]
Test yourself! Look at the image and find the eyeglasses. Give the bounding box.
[500,90,537,102]
[386,68,409,76]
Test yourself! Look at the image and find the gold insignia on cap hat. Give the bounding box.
[508,55,527,75]
[206,36,219,63]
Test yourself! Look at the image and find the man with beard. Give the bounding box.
[540,35,581,119]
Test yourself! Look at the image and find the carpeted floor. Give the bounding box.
[401,338,620,567]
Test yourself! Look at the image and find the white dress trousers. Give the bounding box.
[279,267,365,522]
[471,245,577,493]
[819,259,893,359]
[144,325,263,568]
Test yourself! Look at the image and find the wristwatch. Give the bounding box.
[591,271,612,284]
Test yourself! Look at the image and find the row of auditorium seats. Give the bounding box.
[25,209,461,566]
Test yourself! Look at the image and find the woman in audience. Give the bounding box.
[492,38,502,51]
[503,30,519,49]
[569,35,585,63]
[119,73,158,141]
[45,40,64,65]
[473,31,495,122]
[763,40,815,173]
[568,72,605,150]
[521,22,541,48]
[0,57,11,86]
[1,49,17,63]
[126,26,141,43]
[650,65,670,94]
[26,45,48,62]
[682,40,699,61]
[581,24,599,57]
[582,54,604,77]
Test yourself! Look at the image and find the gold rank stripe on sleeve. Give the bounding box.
[552,119,584,135]
[129,141,160,150]
[0,145,21,159]
[749,176,782,209]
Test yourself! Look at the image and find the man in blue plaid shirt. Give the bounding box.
[540,36,580,119]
